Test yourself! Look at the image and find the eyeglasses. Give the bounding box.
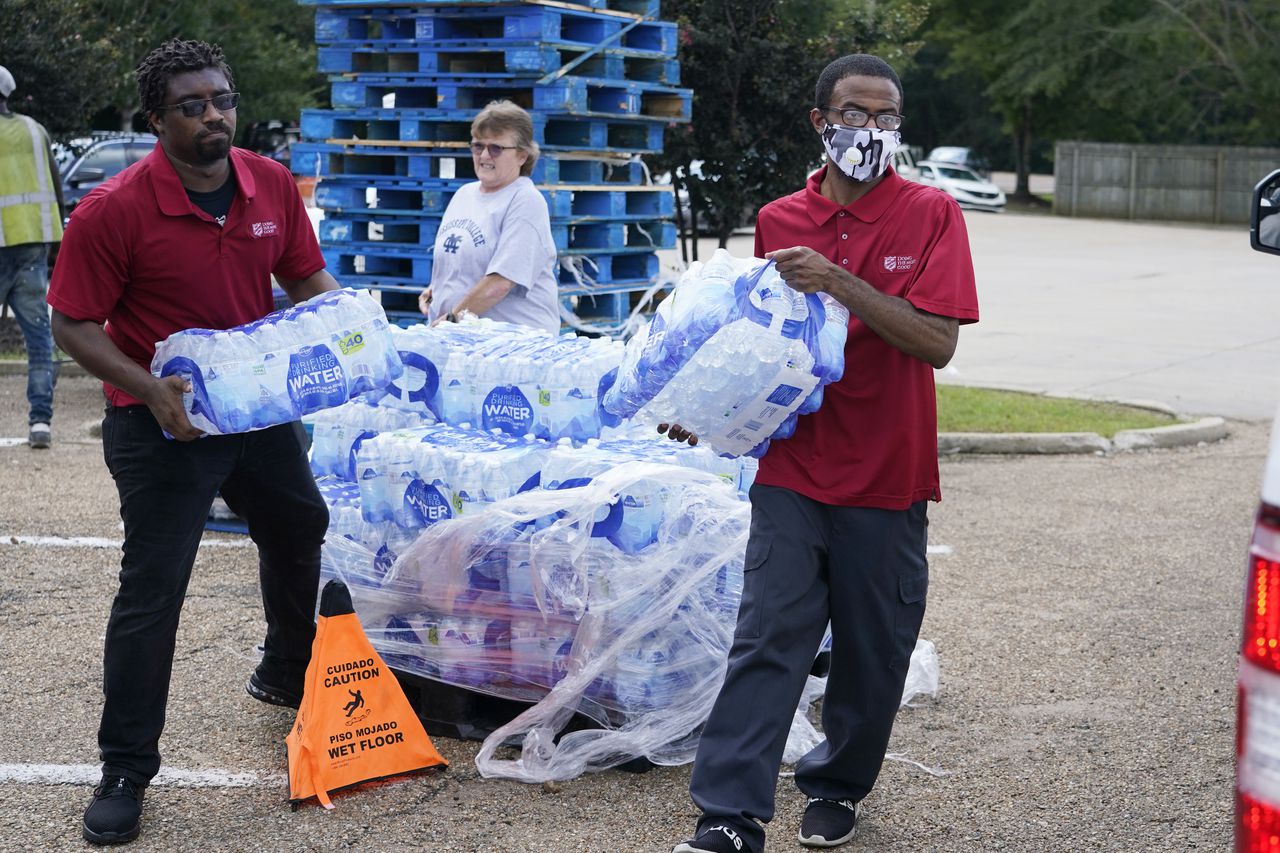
[470,142,518,158]
[818,105,903,131]
[158,92,240,118]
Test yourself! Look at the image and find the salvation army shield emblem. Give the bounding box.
[883,256,898,272]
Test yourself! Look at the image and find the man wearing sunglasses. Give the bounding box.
[47,38,339,845]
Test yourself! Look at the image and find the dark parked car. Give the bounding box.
[54,132,156,221]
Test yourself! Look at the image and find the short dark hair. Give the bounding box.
[815,54,903,108]
[136,39,235,115]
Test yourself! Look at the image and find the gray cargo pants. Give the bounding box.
[689,483,929,852]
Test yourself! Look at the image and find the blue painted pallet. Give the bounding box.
[304,0,662,18]
[321,214,675,252]
[323,244,435,284]
[318,43,679,85]
[313,177,673,220]
[292,141,647,185]
[315,5,675,55]
[322,245,661,292]
[329,74,691,121]
[564,290,638,328]
[558,250,660,289]
[301,108,667,153]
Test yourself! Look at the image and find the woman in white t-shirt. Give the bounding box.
[418,100,560,332]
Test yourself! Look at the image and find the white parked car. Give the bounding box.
[913,159,1006,212]
[1238,168,1280,850]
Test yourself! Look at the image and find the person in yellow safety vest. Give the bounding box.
[0,64,65,449]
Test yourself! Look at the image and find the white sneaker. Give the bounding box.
[28,423,50,449]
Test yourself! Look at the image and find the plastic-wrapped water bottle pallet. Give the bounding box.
[301,107,667,154]
[314,178,674,221]
[293,142,647,185]
[304,0,662,19]
[314,4,675,54]
[320,214,675,253]
[390,668,654,772]
[318,43,680,85]
[329,74,691,122]
[321,245,661,289]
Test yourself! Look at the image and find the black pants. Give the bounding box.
[99,405,328,783]
[689,484,929,852]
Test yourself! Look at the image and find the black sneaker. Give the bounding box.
[798,797,861,847]
[672,823,752,853]
[83,775,145,845]
[245,667,303,709]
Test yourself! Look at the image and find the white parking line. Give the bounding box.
[0,763,279,788]
[0,535,251,549]
[927,544,953,555]
[0,437,29,447]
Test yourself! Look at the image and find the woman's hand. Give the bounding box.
[418,287,433,317]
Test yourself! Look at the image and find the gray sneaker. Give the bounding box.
[28,422,50,449]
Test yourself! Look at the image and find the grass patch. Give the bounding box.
[937,385,1179,437]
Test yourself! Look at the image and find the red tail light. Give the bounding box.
[1239,504,1280,851]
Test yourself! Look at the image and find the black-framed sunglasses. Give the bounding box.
[158,92,240,118]
[818,105,903,131]
[470,142,519,158]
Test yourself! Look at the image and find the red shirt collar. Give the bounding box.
[146,141,257,217]
[804,164,904,227]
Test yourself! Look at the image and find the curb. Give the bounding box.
[939,417,1228,455]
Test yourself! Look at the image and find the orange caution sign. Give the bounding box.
[287,580,447,808]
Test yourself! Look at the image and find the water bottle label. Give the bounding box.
[337,331,366,356]
[404,479,453,526]
[287,344,347,412]
[765,384,804,406]
[481,385,534,435]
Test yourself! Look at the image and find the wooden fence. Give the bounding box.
[1054,141,1280,224]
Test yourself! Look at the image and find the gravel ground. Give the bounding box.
[0,374,1244,852]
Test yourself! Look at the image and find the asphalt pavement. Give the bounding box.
[0,366,1244,852]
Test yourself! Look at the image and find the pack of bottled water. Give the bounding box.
[370,318,624,442]
[540,433,748,554]
[306,399,437,481]
[603,250,849,458]
[151,288,403,435]
[355,424,551,529]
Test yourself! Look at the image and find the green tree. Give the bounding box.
[0,0,117,136]
[0,0,324,143]
[83,0,325,141]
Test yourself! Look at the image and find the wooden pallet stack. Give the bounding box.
[292,0,690,332]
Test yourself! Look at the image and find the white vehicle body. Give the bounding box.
[1238,168,1280,852]
[913,159,1006,212]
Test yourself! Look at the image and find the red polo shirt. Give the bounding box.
[753,166,979,508]
[48,143,325,406]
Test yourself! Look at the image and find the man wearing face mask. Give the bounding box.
[670,54,979,853]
